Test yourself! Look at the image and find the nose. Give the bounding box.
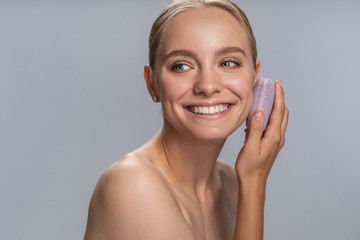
[193,68,222,96]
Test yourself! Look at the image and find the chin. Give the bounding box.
[185,125,238,143]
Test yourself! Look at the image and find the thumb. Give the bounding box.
[245,111,264,149]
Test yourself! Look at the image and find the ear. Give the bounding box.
[253,60,261,86]
[144,65,159,102]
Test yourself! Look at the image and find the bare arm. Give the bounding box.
[233,80,289,240]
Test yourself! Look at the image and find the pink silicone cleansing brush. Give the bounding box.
[246,77,275,131]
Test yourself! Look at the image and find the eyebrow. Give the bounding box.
[164,46,246,61]
[164,49,198,61]
[215,46,246,57]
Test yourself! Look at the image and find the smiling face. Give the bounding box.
[146,6,260,142]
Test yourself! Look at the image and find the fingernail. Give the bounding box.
[277,80,282,87]
[254,111,263,120]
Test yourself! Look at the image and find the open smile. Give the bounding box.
[187,104,231,115]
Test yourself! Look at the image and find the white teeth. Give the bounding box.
[209,107,215,114]
[189,104,229,115]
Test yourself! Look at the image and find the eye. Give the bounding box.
[171,62,191,72]
[220,61,240,68]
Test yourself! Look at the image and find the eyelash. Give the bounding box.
[220,60,241,68]
[170,60,241,72]
[171,62,191,72]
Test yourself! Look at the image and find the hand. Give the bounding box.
[235,80,289,185]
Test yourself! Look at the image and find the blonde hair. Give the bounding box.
[148,0,257,71]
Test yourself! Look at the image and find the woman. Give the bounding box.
[85,0,289,239]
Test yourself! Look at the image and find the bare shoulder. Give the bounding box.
[217,159,238,188]
[92,153,168,200]
[216,160,238,211]
[84,153,195,240]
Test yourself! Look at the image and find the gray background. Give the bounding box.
[1,0,359,239]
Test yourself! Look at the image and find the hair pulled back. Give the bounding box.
[148,0,257,71]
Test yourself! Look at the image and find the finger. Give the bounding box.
[245,111,264,153]
[279,107,289,147]
[262,80,284,148]
[266,107,289,170]
[267,80,285,131]
[265,107,289,173]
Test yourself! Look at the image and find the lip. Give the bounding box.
[185,100,233,107]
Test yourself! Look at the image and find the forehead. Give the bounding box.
[160,7,249,56]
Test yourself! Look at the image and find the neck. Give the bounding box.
[155,123,226,198]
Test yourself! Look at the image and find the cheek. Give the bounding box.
[158,72,194,100]
[226,74,254,118]
[226,74,253,98]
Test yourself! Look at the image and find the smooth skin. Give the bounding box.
[84,7,289,240]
